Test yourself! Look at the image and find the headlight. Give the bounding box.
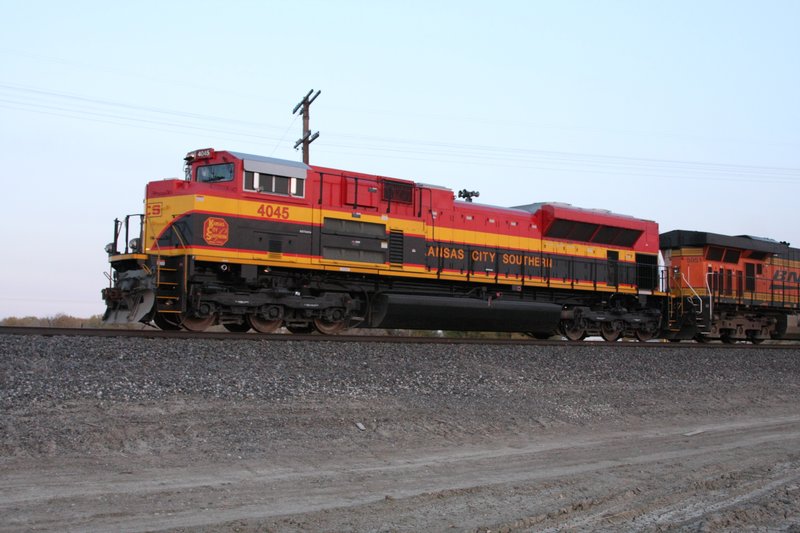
[129,238,141,252]
[104,243,115,254]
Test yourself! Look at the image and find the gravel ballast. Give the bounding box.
[2,334,798,460]
[2,334,800,532]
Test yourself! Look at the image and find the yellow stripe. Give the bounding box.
[145,193,660,297]
[670,247,704,257]
[147,193,651,263]
[671,287,800,303]
[108,253,148,262]
[770,257,800,268]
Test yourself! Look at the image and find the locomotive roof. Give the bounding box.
[228,151,310,171]
[415,182,452,191]
[659,230,788,254]
[512,202,652,222]
[226,151,309,180]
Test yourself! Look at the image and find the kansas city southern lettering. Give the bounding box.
[425,246,553,268]
[501,253,553,268]
[426,246,465,260]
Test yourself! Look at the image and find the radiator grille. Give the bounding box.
[389,230,404,264]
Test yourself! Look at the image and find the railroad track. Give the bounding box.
[1,326,797,350]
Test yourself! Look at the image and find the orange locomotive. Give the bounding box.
[102,148,666,339]
[661,231,800,342]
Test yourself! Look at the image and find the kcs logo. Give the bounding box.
[203,217,229,246]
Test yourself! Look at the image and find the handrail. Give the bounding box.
[112,218,121,254]
[171,224,188,248]
[704,271,714,319]
[681,272,703,314]
[123,214,145,253]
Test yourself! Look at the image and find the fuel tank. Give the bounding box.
[369,293,562,333]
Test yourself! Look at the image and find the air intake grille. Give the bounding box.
[389,230,404,264]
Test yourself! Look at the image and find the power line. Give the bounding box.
[270,113,300,156]
[2,82,798,185]
[316,138,800,184]
[0,83,286,131]
[314,145,800,185]
[327,131,800,177]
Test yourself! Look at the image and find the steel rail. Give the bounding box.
[1,326,798,350]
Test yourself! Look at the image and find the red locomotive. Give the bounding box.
[102,148,800,342]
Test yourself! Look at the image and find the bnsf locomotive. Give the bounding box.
[102,148,800,342]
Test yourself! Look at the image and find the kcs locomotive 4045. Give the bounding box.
[102,148,800,342]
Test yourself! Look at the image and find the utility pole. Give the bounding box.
[293,89,321,165]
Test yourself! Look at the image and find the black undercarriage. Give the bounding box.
[103,255,800,343]
[149,257,665,339]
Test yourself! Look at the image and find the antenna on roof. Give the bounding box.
[293,89,321,165]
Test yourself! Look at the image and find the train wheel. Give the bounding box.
[286,323,315,334]
[720,333,736,344]
[693,334,710,343]
[154,313,181,331]
[635,329,656,342]
[181,315,215,332]
[223,321,251,333]
[561,321,586,342]
[600,323,621,342]
[247,314,282,334]
[313,317,348,335]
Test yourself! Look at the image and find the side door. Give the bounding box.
[607,250,619,288]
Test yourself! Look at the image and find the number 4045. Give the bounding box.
[257,204,290,219]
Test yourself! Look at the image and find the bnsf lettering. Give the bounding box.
[773,270,800,283]
[256,204,290,219]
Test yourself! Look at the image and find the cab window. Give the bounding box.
[197,163,234,183]
[244,171,305,197]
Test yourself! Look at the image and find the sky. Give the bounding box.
[1,0,798,319]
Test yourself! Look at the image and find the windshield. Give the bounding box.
[197,163,234,183]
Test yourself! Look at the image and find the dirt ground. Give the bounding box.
[1,335,800,532]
